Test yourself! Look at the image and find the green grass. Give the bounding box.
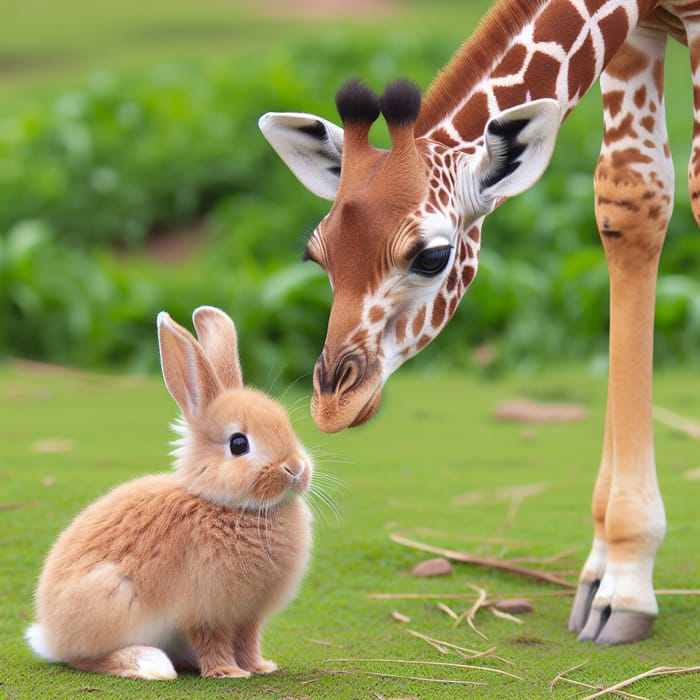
[0,0,494,103]
[1,361,700,698]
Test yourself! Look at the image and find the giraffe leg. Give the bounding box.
[571,27,672,645]
[686,17,700,223]
[568,396,612,632]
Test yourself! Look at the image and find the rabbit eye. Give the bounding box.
[229,432,249,456]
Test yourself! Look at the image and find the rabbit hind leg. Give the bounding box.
[70,645,177,680]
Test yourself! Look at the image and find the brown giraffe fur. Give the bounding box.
[260,0,699,644]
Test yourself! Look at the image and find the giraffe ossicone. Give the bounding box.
[260,0,695,645]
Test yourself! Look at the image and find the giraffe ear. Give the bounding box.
[478,98,560,202]
[259,112,344,201]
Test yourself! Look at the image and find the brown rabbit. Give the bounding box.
[25,306,313,680]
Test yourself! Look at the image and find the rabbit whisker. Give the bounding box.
[277,373,313,405]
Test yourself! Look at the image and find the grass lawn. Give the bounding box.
[0,0,493,103]
[1,361,699,699]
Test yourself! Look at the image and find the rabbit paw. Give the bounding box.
[249,659,278,674]
[203,665,251,679]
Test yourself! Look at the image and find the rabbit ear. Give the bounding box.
[191,306,244,390]
[157,311,222,419]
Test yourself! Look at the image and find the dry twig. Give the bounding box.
[369,588,700,600]
[390,533,575,588]
[581,665,700,700]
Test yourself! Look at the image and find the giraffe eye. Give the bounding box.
[410,245,452,276]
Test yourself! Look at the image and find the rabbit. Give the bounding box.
[25,305,313,680]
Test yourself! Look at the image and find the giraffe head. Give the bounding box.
[260,80,559,432]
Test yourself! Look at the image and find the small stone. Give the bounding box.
[494,598,533,614]
[521,429,538,443]
[411,557,453,577]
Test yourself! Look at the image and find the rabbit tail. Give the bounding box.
[25,623,55,661]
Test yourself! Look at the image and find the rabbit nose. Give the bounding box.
[283,461,305,479]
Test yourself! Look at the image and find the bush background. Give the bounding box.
[1,1,699,385]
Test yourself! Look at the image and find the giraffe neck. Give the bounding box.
[416,0,660,145]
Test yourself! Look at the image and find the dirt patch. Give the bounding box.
[261,0,396,20]
[144,219,209,264]
[494,399,588,424]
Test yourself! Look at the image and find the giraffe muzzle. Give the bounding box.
[311,352,383,432]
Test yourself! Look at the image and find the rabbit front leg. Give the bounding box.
[186,627,250,678]
[232,619,277,674]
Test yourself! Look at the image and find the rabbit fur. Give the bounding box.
[25,306,313,680]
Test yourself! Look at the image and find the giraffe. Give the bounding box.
[259,0,699,645]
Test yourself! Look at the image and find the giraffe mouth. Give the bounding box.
[348,387,382,428]
[311,383,383,433]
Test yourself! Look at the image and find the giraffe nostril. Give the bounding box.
[334,353,366,395]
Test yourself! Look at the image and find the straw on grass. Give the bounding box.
[354,671,487,686]
[406,629,514,665]
[581,665,700,700]
[490,607,524,624]
[437,602,460,621]
[653,405,700,439]
[368,588,700,600]
[307,638,344,648]
[322,657,523,680]
[453,583,488,638]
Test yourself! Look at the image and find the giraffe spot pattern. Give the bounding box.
[394,315,407,344]
[461,265,476,288]
[604,42,649,81]
[417,334,432,351]
[602,90,625,118]
[598,6,631,68]
[603,114,638,144]
[611,148,653,169]
[568,32,597,100]
[453,91,489,143]
[533,0,585,53]
[640,116,655,133]
[431,294,447,329]
[523,51,561,100]
[492,44,528,78]
[412,307,426,337]
[429,128,460,148]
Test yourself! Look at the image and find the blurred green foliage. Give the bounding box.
[1,30,699,384]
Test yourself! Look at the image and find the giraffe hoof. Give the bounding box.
[593,610,656,645]
[577,606,655,645]
[577,604,610,642]
[568,579,599,633]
